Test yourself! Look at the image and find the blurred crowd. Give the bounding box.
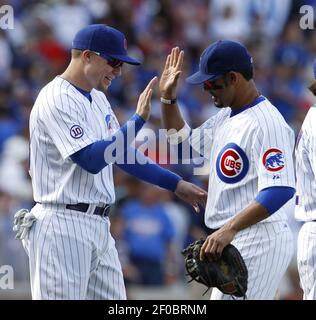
[0,0,315,299]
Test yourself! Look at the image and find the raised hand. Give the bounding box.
[136,76,158,121]
[159,47,184,99]
[174,180,208,213]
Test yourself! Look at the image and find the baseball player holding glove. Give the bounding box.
[13,24,207,300]
[159,41,296,300]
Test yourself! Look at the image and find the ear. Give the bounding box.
[229,72,238,84]
[82,50,91,62]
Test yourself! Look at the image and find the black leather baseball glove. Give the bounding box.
[182,239,248,298]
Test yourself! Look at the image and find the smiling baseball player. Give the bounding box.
[159,41,296,299]
[13,24,207,300]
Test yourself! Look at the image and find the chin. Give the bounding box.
[214,102,225,109]
[97,83,109,92]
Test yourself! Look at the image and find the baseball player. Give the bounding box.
[159,41,296,300]
[14,24,207,300]
[295,58,316,300]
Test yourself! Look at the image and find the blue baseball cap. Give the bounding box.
[186,40,253,84]
[72,24,141,65]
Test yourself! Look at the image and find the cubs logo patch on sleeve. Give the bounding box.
[105,114,112,130]
[262,148,285,172]
[216,143,249,184]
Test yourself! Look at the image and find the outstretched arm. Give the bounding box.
[116,147,207,213]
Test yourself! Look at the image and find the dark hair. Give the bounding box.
[239,68,253,81]
[309,80,316,96]
[222,68,253,86]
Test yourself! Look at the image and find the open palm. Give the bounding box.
[160,47,184,98]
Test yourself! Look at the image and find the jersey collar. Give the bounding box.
[57,76,92,103]
[230,95,266,117]
[72,84,92,103]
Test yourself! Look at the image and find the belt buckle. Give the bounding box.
[102,205,110,217]
[94,204,110,218]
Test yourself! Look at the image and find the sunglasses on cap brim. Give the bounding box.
[92,51,124,68]
[203,79,225,91]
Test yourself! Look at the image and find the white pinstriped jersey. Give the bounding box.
[29,76,120,205]
[170,96,295,229]
[169,95,295,299]
[295,105,316,222]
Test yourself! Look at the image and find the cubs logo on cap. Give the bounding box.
[216,143,249,184]
[262,148,285,172]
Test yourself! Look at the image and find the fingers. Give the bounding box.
[142,76,157,100]
[145,88,153,105]
[197,197,206,209]
[146,76,158,98]
[170,47,181,68]
[140,76,157,99]
[137,76,157,120]
[192,203,200,213]
[200,238,222,261]
[174,181,208,211]
[175,50,184,71]
[200,240,208,261]
[170,47,176,66]
[165,54,170,70]
[192,185,208,209]
[145,76,158,91]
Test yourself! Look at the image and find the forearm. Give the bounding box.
[116,147,182,192]
[224,186,295,232]
[161,102,186,131]
[225,202,270,233]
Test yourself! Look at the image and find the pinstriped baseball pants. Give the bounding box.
[22,203,126,300]
[210,220,294,300]
[297,222,316,300]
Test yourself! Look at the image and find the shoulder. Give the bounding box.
[300,105,316,135]
[199,108,230,130]
[45,78,86,112]
[91,89,117,121]
[304,104,316,122]
[216,108,231,120]
[250,97,293,133]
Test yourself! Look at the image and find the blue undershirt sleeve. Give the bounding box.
[255,186,295,215]
[116,147,182,192]
[70,113,145,174]
[70,114,182,192]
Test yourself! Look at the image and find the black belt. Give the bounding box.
[65,203,110,218]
